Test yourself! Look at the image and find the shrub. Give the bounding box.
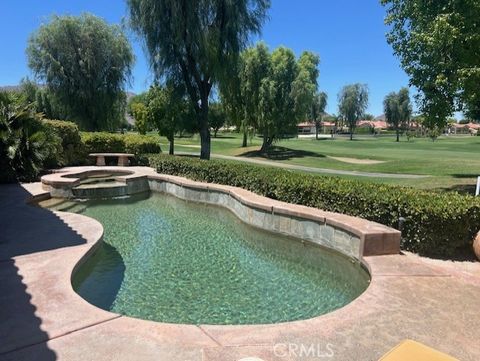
[43,119,86,166]
[145,154,480,258]
[123,134,162,154]
[81,132,161,156]
[0,92,61,182]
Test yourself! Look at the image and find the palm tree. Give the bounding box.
[1,91,58,182]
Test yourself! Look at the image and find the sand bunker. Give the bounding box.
[328,156,386,165]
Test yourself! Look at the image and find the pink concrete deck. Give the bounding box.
[1,173,479,360]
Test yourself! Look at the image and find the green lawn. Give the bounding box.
[154,132,480,192]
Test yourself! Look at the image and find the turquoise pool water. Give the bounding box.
[43,192,369,325]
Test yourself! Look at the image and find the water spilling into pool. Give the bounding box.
[42,192,369,325]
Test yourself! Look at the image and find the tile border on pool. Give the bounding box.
[146,173,400,259]
[41,166,401,260]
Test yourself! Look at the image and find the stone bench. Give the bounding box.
[89,153,135,167]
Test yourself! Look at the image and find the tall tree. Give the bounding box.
[382,0,480,124]
[293,51,320,118]
[218,57,246,145]
[209,102,227,138]
[397,87,412,140]
[338,84,369,140]
[127,0,270,159]
[239,43,271,147]
[310,92,328,140]
[27,14,133,131]
[147,85,194,155]
[258,47,297,152]
[130,102,149,135]
[257,47,320,152]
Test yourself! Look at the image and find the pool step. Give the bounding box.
[72,184,129,199]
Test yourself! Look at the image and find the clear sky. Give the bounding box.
[0,0,411,116]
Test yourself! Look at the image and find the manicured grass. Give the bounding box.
[152,132,480,192]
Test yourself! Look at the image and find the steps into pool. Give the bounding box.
[72,182,129,199]
[41,169,150,199]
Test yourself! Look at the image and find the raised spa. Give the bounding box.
[42,192,370,325]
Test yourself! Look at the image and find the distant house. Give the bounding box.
[357,120,388,130]
[297,121,337,135]
[297,122,316,134]
[321,121,336,133]
[450,122,480,135]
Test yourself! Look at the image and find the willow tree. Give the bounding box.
[127,0,270,159]
[384,87,412,142]
[27,14,133,131]
[292,51,320,121]
[240,43,271,147]
[310,92,328,140]
[219,42,271,148]
[338,84,369,140]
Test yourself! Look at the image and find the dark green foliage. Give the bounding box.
[127,0,270,159]
[81,132,162,156]
[27,14,134,130]
[43,119,85,166]
[338,83,369,140]
[146,85,195,155]
[310,91,328,139]
[17,79,65,119]
[144,154,480,257]
[0,91,60,183]
[209,102,227,138]
[382,0,480,122]
[383,87,412,141]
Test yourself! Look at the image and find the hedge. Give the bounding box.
[81,132,161,156]
[43,119,85,166]
[41,122,162,167]
[143,154,480,257]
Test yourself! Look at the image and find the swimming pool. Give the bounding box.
[42,192,369,325]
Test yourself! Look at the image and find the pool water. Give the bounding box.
[44,192,369,325]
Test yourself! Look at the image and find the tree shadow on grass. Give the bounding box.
[238,146,326,161]
[451,174,480,179]
[211,135,237,139]
[440,183,476,195]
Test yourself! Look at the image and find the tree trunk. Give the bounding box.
[315,121,319,140]
[198,92,211,160]
[396,128,400,142]
[214,129,218,138]
[168,135,174,155]
[350,128,353,140]
[260,133,273,153]
[199,125,211,160]
[242,129,248,147]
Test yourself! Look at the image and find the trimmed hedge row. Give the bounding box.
[144,154,480,257]
[81,132,161,156]
[41,120,162,167]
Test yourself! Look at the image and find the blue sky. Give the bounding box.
[0,0,411,116]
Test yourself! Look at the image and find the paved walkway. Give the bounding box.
[177,152,429,179]
[1,181,479,361]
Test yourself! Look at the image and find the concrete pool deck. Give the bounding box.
[1,173,480,360]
